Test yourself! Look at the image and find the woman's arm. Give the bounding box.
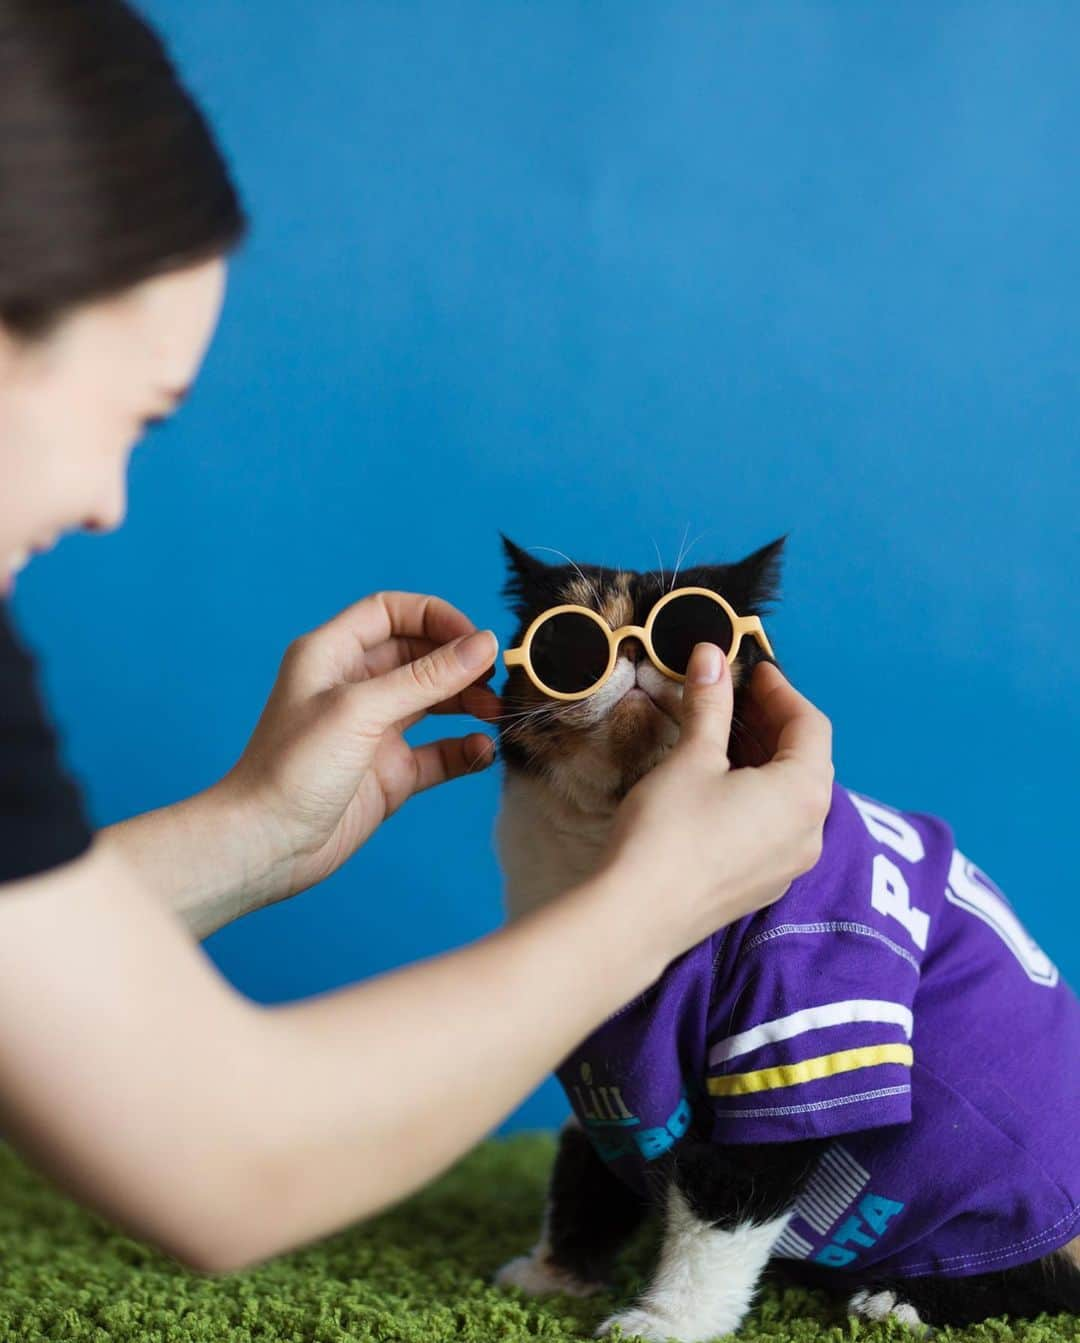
[0,650,830,1273]
[99,789,281,938]
[0,840,677,1272]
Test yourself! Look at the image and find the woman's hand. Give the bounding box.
[598,644,834,972]
[219,591,501,903]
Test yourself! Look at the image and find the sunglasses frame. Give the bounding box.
[503,585,775,702]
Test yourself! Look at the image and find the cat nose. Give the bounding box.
[618,636,645,665]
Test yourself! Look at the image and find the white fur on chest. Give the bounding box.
[496,771,616,922]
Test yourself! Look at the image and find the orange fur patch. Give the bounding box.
[562,576,599,610]
[561,570,634,630]
[600,572,635,630]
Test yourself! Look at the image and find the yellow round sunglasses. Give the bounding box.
[503,586,775,701]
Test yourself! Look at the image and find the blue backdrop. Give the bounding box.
[14,2,1079,1134]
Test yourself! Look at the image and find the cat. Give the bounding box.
[491,533,1080,1341]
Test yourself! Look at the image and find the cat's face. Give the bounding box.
[498,535,785,810]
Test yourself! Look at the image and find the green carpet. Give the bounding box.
[0,1134,1077,1342]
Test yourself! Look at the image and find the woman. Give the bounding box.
[0,0,833,1272]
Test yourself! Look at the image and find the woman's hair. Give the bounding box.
[0,0,247,337]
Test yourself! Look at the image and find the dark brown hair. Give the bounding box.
[0,0,247,337]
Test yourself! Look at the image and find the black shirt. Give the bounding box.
[0,602,93,883]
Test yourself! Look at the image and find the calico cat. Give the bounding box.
[492,534,1080,1340]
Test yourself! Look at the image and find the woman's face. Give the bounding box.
[0,257,227,594]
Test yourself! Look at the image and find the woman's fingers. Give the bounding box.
[356,630,499,736]
[745,663,819,750]
[410,733,496,795]
[374,730,495,817]
[391,682,502,734]
[357,636,501,733]
[748,663,834,828]
[378,731,496,812]
[366,651,500,730]
[675,643,734,759]
[458,682,503,722]
[751,663,832,766]
[294,592,482,686]
[364,635,499,694]
[353,591,478,650]
[362,635,440,678]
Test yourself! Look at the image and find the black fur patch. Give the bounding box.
[544,1123,650,1286]
[669,1136,827,1229]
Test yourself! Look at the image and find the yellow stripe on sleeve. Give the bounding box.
[705,1044,913,1097]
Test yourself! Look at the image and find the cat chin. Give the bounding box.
[607,699,676,748]
[542,732,678,811]
[611,686,676,720]
[524,687,681,810]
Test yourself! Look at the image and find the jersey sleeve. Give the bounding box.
[702,785,944,1145]
[0,603,93,884]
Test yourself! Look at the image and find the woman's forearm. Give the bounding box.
[101,785,287,938]
[245,867,661,1258]
[0,842,663,1272]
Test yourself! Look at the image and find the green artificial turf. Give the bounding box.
[0,1133,1077,1343]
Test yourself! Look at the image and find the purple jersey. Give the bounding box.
[555,783,1080,1279]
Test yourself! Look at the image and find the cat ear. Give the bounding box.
[500,533,549,582]
[500,533,552,618]
[734,534,787,606]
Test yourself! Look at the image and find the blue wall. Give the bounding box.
[15,2,1079,1134]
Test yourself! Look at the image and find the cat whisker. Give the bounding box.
[496,701,578,740]
[670,527,707,590]
[490,697,572,720]
[485,705,554,723]
[669,521,692,592]
[649,534,667,595]
[496,713,560,737]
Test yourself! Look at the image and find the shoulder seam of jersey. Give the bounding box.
[739,921,921,973]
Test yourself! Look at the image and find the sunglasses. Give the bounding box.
[503,586,775,701]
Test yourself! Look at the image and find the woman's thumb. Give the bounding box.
[678,642,735,754]
[363,630,498,731]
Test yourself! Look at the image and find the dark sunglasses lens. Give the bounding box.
[651,595,734,674]
[531,612,610,694]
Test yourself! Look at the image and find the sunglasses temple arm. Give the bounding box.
[503,647,525,668]
[742,617,776,661]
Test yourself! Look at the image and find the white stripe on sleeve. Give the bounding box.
[707,999,914,1068]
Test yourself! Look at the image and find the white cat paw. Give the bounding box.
[596,1304,730,1342]
[494,1251,601,1298]
[596,1307,675,1341]
[849,1288,928,1333]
